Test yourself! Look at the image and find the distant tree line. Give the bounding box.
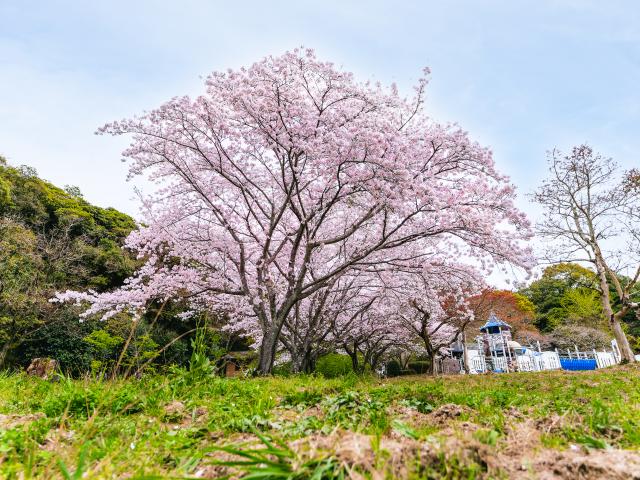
[519,263,640,352]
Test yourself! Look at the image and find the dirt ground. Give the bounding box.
[205,402,640,479]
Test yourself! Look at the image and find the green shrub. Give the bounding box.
[281,389,324,407]
[316,354,352,378]
[272,361,292,376]
[407,361,431,374]
[385,360,401,377]
[322,391,387,432]
[108,387,147,415]
[399,397,436,414]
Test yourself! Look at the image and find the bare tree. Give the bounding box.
[534,145,639,362]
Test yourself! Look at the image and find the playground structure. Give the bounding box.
[454,313,621,374]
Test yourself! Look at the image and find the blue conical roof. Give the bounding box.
[479,312,511,332]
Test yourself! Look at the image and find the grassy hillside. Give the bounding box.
[0,366,639,479]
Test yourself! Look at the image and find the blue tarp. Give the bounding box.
[560,358,597,371]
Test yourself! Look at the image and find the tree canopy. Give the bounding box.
[0,158,138,371]
[57,49,533,374]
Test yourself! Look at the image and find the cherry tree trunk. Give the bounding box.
[461,331,470,374]
[427,358,437,376]
[422,338,437,376]
[290,346,314,374]
[301,348,316,373]
[290,352,304,374]
[256,330,278,375]
[346,348,361,373]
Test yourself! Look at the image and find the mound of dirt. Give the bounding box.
[197,433,263,479]
[390,402,472,429]
[163,400,186,418]
[195,424,640,480]
[390,405,432,427]
[41,428,76,452]
[534,449,640,480]
[534,413,570,434]
[427,403,470,426]
[0,413,45,429]
[192,395,640,479]
[291,431,440,479]
[494,418,640,479]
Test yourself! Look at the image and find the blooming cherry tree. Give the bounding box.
[279,271,372,373]
[384,262,481,374]
[57,49,532,374]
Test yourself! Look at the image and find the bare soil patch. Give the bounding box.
[427,403,471,426]
[0,413,45,429]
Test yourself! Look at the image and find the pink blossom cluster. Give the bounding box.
[55,48,532,374]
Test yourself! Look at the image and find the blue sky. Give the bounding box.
[1,0,639,222]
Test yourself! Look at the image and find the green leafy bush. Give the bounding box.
[42,382,101,418]
[385,360,401,377]
[108,387,147,415]
[272,361,292,376]
[399,397,435,414]
[316,354,352,378]
[407,361,431,374]
[321,391,387,432]
[281,389,324,407]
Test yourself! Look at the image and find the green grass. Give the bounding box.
[0,365,639,478]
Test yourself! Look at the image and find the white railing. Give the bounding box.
[467,350,562,374]
[594,351,616,368]
[492,356,508,372]
[516,355,535,371]
[538,351,561,370]
[464,341,619,374]
[469,355,486,374]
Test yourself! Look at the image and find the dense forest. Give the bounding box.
[1,156,638,377]
[0,157,237,375]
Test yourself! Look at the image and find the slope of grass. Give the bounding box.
[0,365,639,479]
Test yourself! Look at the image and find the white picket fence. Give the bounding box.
[467,348,622,374]
[467,349,562,374]
[594,351,617,368]
[463,338,623,374]
[469,355,486,374]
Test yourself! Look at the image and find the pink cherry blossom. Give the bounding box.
[56,48,532,374]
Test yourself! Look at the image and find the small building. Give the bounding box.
[218,351,257,377]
